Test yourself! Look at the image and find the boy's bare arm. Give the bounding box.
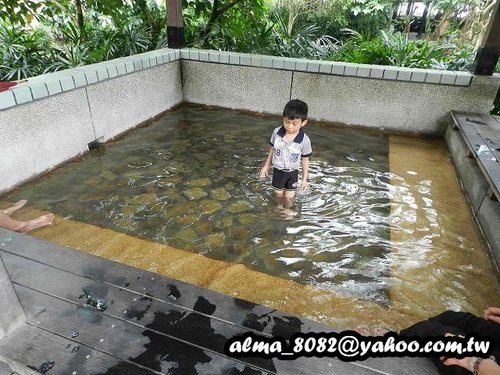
[259,147,274,178]
[300,157,310,191]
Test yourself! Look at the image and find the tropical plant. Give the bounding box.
[380,29,459,67]
[0,0,58,26]
[329,28,391,64]
[327,28,475,69]
[119,17,152,55]
[0,22,55,80]
[45,43,92,72]
[267,9,338,58]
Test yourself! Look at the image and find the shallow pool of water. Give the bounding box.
[5,106,498,315]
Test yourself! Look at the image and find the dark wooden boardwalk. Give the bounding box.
[450,111,500,201]
[0,228,437,374]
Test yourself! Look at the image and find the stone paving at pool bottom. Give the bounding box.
[4,134,497,332]
[0,227,438,375]
[1,128,498,374]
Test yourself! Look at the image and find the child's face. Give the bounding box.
[283,117,307,134]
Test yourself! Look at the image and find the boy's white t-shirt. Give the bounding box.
[269,126,312,171]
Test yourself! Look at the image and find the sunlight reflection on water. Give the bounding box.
[5,107,498,312]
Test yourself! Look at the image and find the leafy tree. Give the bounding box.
[183,0,272,51]
[183,0,263,47]
[0,0,43,25]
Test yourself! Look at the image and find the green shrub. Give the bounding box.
[0,22,55,80]
[329,29,390,64]
[327,29,475,71]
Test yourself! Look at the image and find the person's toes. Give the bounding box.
[15,199,28,208]
[42,213,55,226]
[3,199,28,215]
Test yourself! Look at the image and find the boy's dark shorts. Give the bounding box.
[272,168,299,191]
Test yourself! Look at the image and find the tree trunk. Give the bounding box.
[199,0,244,45]
[75,0,85,40]
[431,9,452,41]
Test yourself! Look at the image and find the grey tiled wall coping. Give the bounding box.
[0,47,477,112]
[181,48,474,87]
[0,49,181,111]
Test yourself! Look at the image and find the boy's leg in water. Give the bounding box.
[283,190,296,209]
[274,189,285,198]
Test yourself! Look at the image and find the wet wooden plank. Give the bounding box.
[14,285,393,375]
[450,111,500,201]
[1,248,394,375]
[0,228,331,336]
[0,232,437,375]
[15,285,271,375]
[3,251,356,375]
[0,323,159,375]
[0,256,25,339]
[479,114,500,161]
[1,250,276,371]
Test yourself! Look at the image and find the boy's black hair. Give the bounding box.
[283,99,308,121]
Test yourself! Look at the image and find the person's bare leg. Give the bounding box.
[2,199,28,216]
[283,190,296,209]
[20,214,55,232]
[0,211,54,232]
[274,190,284,199]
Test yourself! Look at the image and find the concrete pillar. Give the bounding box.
[0,256,25,340]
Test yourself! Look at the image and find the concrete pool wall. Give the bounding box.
[1,48,499,266]
[182,55,499,136]
[0,50,182,194]
[1,47,499,194]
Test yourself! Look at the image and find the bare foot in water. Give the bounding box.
[19,213,55,232]
[2,199,28,216]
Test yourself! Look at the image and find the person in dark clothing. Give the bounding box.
[399,307,500,375]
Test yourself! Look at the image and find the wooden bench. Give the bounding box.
[450,111,500,202]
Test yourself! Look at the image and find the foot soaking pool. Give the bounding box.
[3,105,499,330]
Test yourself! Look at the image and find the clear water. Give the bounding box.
[7,106,493,310]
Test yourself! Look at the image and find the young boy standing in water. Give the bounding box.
[259,99,312,208]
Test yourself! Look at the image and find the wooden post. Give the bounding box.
[471,0,500,75]
[167,0,184,48]
[0,256,25,340]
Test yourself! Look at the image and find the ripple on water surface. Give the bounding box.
[6,107,498,313]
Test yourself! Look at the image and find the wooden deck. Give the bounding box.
[0,228,437,374]
[450,111,500,201]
